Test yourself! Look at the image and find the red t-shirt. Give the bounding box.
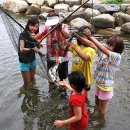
[68,91,88,130]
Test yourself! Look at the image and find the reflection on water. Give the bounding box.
[0,11,130,130]
[19,86,40,130]
[18,84,69,130]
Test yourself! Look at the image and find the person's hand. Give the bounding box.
[69,42,75,49]
[54,120,64,128]
[58,80,67,87]
[31,34,38,41]
[33,46,39,52]
[72,32,80,38]
[57,23,62,30]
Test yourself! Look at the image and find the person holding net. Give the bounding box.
[69,26,96,92]
[18,17,39,87]
[33,11,69,82]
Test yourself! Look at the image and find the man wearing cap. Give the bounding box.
[35,11,69,81]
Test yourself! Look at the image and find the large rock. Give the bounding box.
[120,4,130,13]
[65,0,81,6]
[54,3,70,13]
[123,0,130,3]
[41,5,53,13]
[91,14,115,28]
[84,8,101,22]
[97,27,121,35]
[2,0,28,13]
[127,6,130,15]
[64,12,86,22]
[121,22,130,34]
[47,0,58,7]
[27,0,45,6]
[82,0,101,7]
[59,0,65,3]
[93,4,120,13]
[26,4,41,15]
[70,18,93,29]
[113,12,130,26]
[69,5,85,13]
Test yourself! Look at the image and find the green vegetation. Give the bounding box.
[102,0,126,4]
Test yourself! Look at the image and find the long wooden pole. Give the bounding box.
[40,0,90,42]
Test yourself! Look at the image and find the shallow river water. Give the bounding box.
[0,3,130,130]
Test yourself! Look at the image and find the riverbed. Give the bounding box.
[0,5,130,130]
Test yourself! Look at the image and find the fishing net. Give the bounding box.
[0,8,48,80]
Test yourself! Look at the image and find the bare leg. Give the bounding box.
[91,96,100,118]
[95,95,99,106]
[30,67,36,85]
[98,99,109,124]
[21,71,31,87]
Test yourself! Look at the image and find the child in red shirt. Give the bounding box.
[54,71,88,130]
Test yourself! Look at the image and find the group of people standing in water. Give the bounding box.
[18,10,124,130]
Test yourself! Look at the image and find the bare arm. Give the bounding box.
[54,106,82,127]
[60,29,69,38]
[59,24,69,39]
[75,34,96,50]
[58,81,74,93]
[89,36,110,56]
[70,42,90,61]
[19,40,39,52]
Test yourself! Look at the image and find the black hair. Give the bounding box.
[107,35,124,54]
[77,26,91,46]
[25,17,39,34]
[68,71,86,93]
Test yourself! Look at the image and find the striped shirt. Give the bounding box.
[94,50,121,91]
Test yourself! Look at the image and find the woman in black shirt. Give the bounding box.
[18,17,39,87]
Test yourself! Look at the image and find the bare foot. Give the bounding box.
[90,110,100,119]
[92,120,105,127]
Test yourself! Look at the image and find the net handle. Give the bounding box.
[39,0,90,42]
[0,5,24,29]
[0,5,45,57]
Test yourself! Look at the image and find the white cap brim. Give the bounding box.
[45,16,59,26]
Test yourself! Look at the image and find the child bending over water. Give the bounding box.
[54,71,88,130]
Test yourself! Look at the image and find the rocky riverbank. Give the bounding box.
[1,0,130,34]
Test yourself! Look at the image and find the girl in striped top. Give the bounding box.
[88,35,124,126]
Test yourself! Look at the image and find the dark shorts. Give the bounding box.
[47,61,68,80]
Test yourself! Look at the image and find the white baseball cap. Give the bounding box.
[45,16,59,26]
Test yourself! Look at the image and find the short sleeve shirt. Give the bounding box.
[72,44,96,85]
[95,50,121,91]
[68,91,88,130]
[18,31,36,63]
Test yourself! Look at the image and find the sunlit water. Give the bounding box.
[0,4,130,130]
